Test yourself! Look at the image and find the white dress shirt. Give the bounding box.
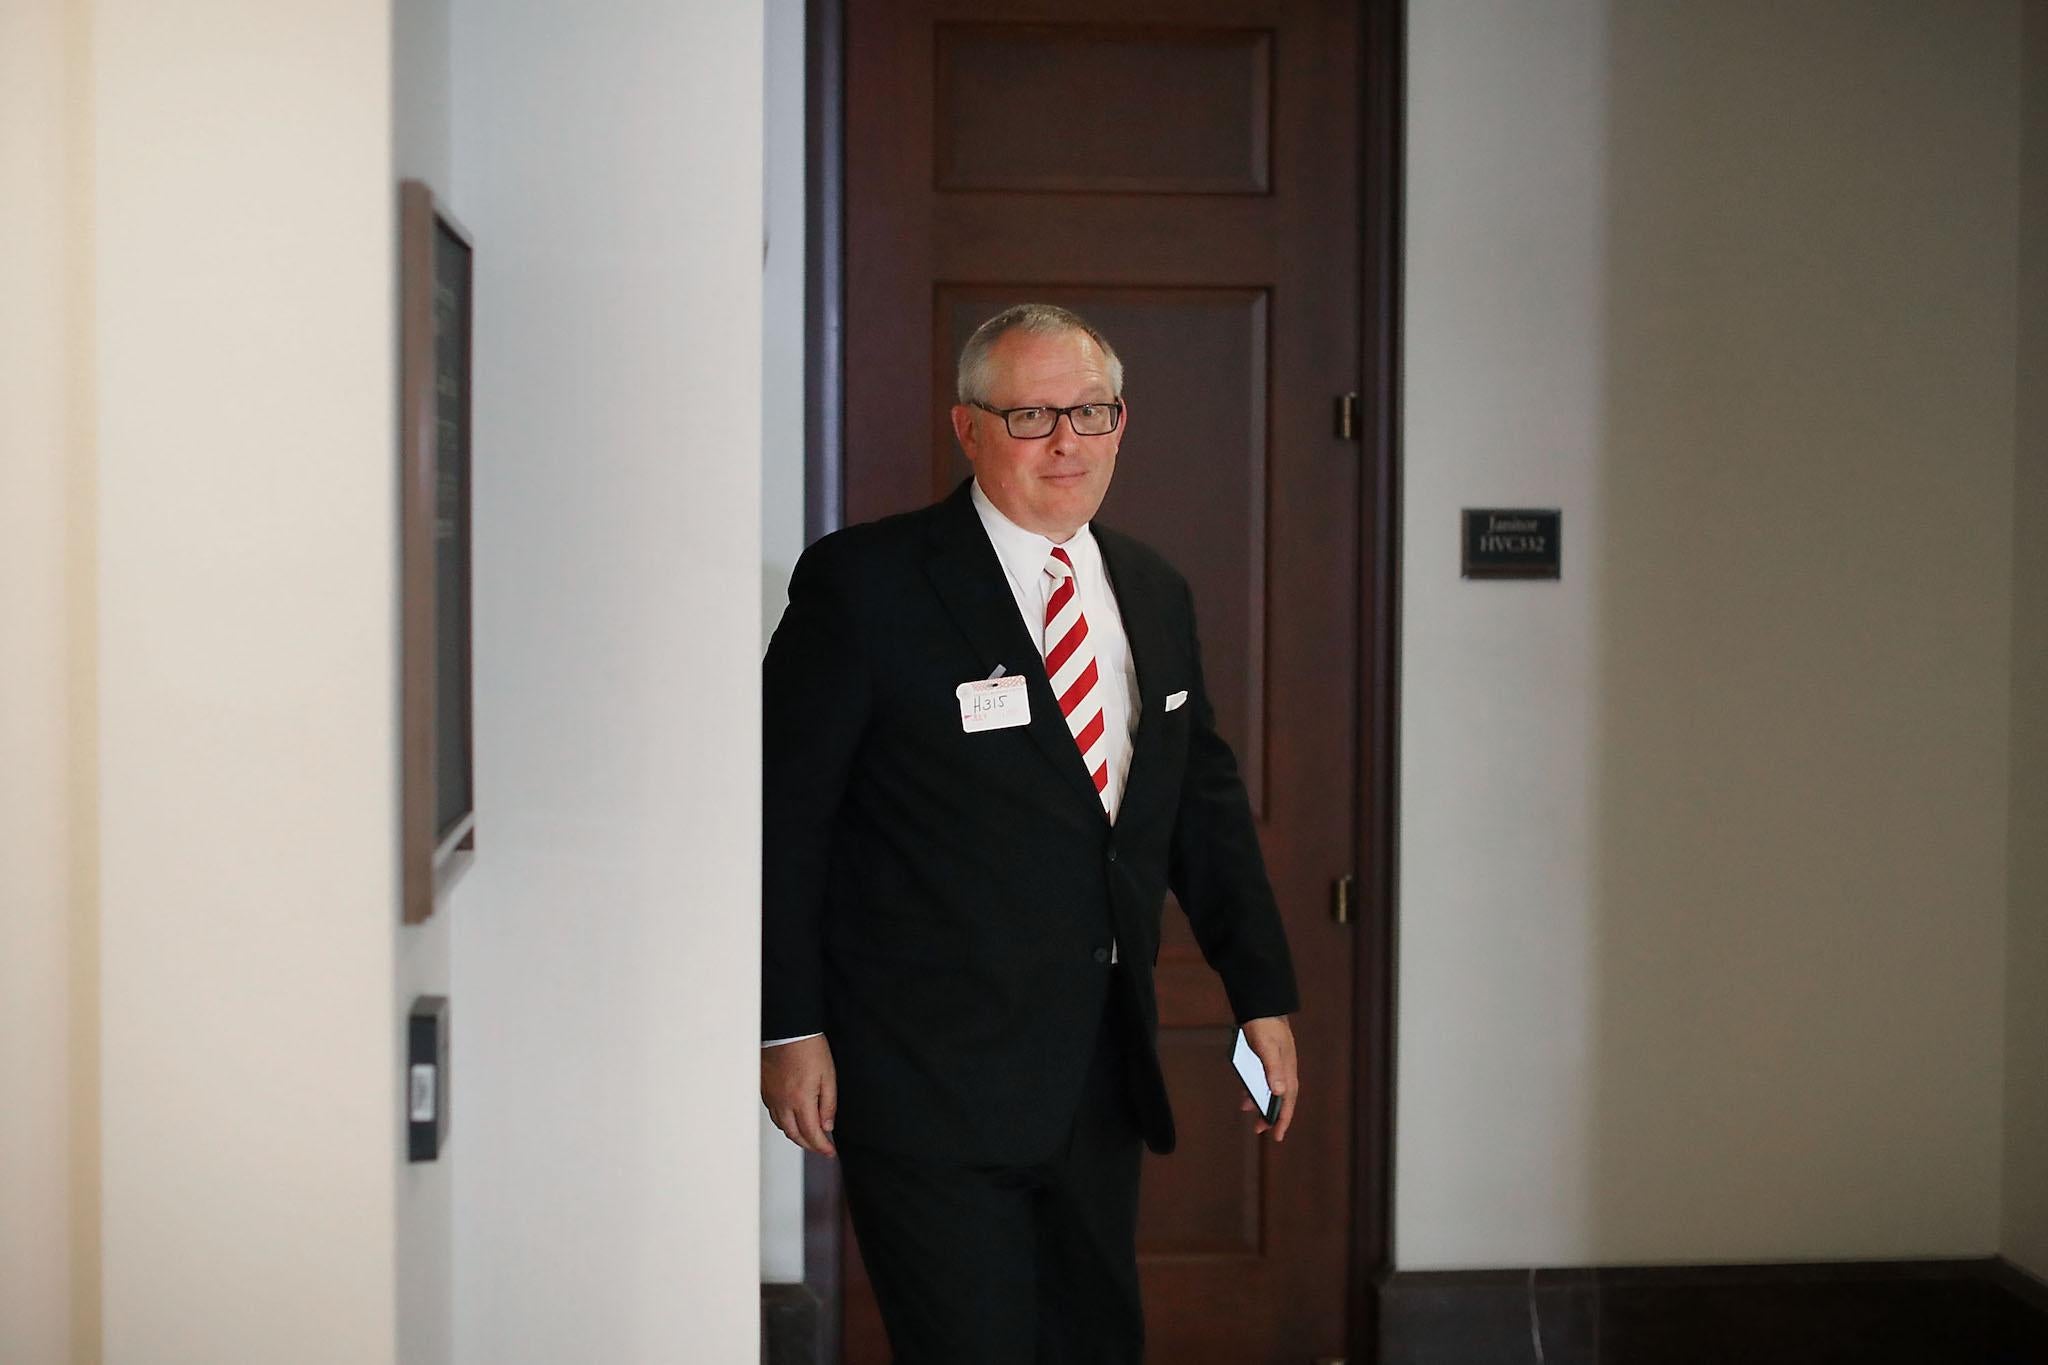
[968,479,1140,819]
[764,481,1138,1046]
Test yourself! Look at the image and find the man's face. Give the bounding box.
[949,328,1125,542]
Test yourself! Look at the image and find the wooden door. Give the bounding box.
[842,2,1365,1359]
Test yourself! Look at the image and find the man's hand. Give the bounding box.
[762,1035,838,1157]
[1237,1015,1299,1142]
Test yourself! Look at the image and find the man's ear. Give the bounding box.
[949,404,980,463]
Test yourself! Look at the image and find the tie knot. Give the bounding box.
[1045,546,1075,582]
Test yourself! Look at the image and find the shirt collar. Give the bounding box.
[969,478,1099,587]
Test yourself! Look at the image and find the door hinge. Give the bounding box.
[1331,874,1356,925]
[1334,392,1361,441]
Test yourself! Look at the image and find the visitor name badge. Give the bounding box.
[957,675,1029,733]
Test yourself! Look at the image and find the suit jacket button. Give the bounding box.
[1093,948,1110,964]
[1106,848,1118,864]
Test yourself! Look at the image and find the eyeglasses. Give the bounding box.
[972,400,1124,440]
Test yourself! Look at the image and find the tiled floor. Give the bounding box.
[1380,1264,2048,1365]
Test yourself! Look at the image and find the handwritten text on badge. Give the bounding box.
[957,675,1030,733]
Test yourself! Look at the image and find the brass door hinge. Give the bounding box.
[1331,874,1356,925]
[1335,392,1360,440]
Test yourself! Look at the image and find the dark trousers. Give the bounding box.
[839,986,1146,1364]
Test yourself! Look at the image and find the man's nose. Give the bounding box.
[1047,411,1082,454]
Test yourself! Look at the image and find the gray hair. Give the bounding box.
[955,303,1125,405]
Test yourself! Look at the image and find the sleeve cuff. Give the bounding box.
[762,1032,825,1047]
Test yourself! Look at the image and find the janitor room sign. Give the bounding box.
[1462,508,1561,580]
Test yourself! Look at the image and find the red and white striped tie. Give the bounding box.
[1044,547,1110,811]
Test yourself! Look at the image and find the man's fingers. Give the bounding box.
[1268,1050,1298,1142]
[768,1098,834,1157]
[792,1095,836,1157]
[1240,1019,1299,1142]
[761,1036,838,1155]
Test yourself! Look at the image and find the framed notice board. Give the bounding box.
[399,179,476,924]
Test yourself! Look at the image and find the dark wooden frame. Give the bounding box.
[790,3,1405,1359]
[1351,3,1405,1358]
[399,178,478,926]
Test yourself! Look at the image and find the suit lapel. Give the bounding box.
[924,482,1106,813]
[1095,528,1175,825]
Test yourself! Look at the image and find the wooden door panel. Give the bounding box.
[1138,1027,1263,1257]
[935,199,1282,280]
[1153,945,1237,1028]
[847,1,1363,1358]
[934,24,1273,195]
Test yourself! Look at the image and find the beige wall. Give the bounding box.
[0,0,91,1358]
[1401,0,2019,1267]
[8,1,409,1357]
[6,2,766,1359]
[447,1,764,1359]
[2007,0,2048,1288]
[759,0,809,1285]
[92,0,403,1357]
[392,0,455,1358]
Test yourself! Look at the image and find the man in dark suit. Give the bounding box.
[761,303,1300,1363]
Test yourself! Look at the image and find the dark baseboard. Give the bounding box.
[1991,1258,2048,1314]
[1380,1256,2048,1365]
[762,1281,823,1365]
[765,1255,2048,1361]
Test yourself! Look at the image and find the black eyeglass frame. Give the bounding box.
[970,399,1125,439]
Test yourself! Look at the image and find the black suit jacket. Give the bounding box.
[762,480,1297,1166]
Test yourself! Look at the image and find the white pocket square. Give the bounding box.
[1164,690,1189,712]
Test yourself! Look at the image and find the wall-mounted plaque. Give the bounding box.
[400,180,477,923]
[1462,508,1561,580]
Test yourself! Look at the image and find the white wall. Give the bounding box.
[448,1,764,1359]
[0,0,87,1358]
[92,0,404,1358]
[2007,0,2048,1289]
[393,0,455,1357]
[1401,0,2019,1268]
[759,0,810,1287]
